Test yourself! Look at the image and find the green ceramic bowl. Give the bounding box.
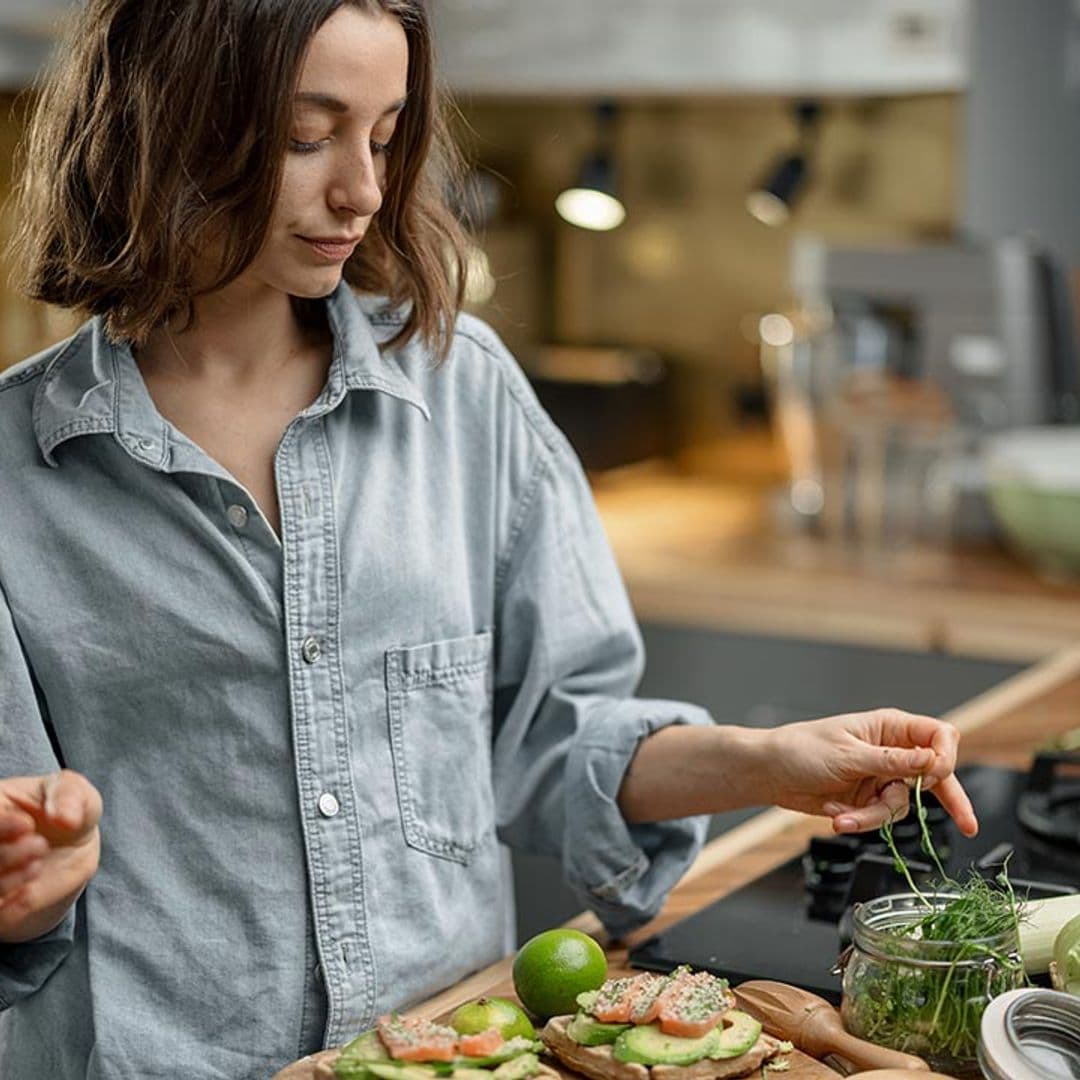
[984,428,1080,582]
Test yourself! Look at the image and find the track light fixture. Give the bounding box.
[746,101,822,227]
[556,101,627,232]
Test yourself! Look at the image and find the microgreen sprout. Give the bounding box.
[842,775,1027,1072]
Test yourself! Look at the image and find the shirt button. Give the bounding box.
[318,792,340,818]
[301,636,322,664]
[226,504,248,528]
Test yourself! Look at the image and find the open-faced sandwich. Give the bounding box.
[332,1014,561,1080]
[539,967,784,1080]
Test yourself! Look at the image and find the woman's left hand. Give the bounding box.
[761,708,978,837]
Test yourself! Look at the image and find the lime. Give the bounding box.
[450,996,537,1041]
[512,928,607,1019]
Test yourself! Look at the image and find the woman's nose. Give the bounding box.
[330,147,384,219]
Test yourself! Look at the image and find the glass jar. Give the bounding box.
[839,893,1024,1077]
[978,988,1080,1079]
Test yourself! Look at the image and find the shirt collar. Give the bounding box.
[33,282,430,467]
[325,282,430,418]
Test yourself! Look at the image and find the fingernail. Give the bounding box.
[835,815,858,832]
[43,778,58,818]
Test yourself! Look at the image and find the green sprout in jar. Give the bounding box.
[839,778,1027,1075]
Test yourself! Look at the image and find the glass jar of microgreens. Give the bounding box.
[839,892,1025,1078]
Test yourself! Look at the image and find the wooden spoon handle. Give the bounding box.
[824,1028,929,1072]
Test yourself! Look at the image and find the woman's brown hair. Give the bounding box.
[8,0,468,357]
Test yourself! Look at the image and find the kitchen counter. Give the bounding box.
[395,642,1080,1078]
[590,443,1080,663]
[275,646,1080,1078]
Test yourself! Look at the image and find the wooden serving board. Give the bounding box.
[460,972,838,1080]
[506,964,842,1080]
[271,966,842,1080]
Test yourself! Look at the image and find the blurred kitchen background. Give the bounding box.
[1,0,1079,941]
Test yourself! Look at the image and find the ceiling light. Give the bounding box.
[759,312,796,347]
[746,101,822,227]
[556,102,626,232]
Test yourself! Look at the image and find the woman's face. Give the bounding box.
[242,5,409,301]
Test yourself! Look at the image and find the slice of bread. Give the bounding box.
[539,1016,780,1080]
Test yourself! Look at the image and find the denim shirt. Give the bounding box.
[0,282,709,1080]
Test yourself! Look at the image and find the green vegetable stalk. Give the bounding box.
[1052,913,1080,997]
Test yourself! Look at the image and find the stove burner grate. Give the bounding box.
[1018,751,1080,849]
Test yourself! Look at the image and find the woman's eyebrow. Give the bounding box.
[294,92,408,117]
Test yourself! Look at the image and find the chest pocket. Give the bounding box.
[385,631,495,865]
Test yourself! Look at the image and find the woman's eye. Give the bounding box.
[288,136,391,156]
[290,137,329,154]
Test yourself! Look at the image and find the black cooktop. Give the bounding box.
[629,760,1080,1003]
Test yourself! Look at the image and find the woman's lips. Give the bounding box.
[298,236,360,262]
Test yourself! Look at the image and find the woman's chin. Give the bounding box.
[286,268,345,299]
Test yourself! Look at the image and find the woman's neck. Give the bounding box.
[136,280,329,386]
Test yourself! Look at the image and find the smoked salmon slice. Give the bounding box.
[458,1029,505,1058]
[654,970,734,1038]
[627,972,672,1024]
[590,974,664,1023]
[377,1015,459,1061]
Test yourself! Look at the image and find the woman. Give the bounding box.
[0,2,976,1077]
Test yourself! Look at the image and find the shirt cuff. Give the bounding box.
[561,699,712,939]
[0,905,75,1010]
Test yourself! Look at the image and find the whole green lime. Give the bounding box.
[449,996,536,1040]
[512,928,607,1019]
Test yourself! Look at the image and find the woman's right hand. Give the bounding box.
[0,770,102,944]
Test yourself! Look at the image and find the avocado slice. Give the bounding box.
[575,990,600,1012]
[566,1011,631,1046]
[338,1030,392,1065]
[363,1064,442,1080]
[706,1011,761,1060]
[491,1052,540,1080]
[334,1063,378,1080]
[612,1024,720,1066]
[335,1030,395,1078]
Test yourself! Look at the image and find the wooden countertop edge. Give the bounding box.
[615,550,1080,662]
[942,640,1080,734]
[406,644,1080,1024]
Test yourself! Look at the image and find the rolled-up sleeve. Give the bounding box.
[0,581,74,1009]
[490,393,710,938]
